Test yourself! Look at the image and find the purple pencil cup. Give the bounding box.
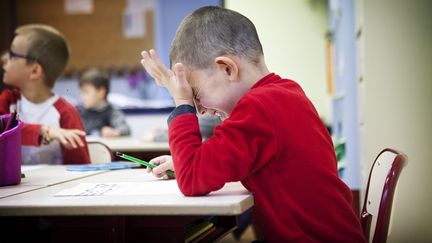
[0,113,23,186]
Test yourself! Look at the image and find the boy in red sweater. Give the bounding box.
[141,6,366,242]
[1,24,89,164]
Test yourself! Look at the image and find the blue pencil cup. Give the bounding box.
[0,113,23,186]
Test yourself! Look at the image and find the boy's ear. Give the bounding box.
[214,56,239,81]
[28,62,44,82]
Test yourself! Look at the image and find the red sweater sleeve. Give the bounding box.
[169,97,277,196]
[22,124,42,145]
[0,89,20,114]
[54,98,90,164]
[0,90,41,145]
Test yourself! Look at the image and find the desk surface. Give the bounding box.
[0,166,253,217]
[0,165,107,199]
[87,136,170,152]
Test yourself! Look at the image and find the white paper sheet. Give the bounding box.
[54,181,181,196]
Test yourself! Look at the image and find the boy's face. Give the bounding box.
[79,83,106,109]
[187,68,246,121]
[2,35,34,88]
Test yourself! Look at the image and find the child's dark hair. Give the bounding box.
[79,68,110,97]
[169,6,263,70]
[15,24,70,88]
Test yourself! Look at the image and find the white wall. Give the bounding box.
[357,0,432,241]
[225,0,331,122]
[126,114,168,138]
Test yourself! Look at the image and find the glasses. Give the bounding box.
[8,49,37,61]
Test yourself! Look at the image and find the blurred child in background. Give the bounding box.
[78,68,130,138]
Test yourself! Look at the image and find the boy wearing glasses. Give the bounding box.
[0,24,90,165]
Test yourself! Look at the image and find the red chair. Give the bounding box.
[360,148,408,243]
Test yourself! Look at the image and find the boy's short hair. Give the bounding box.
[79,68,110,97]
[169,6,263,70]
[15,24,70,88]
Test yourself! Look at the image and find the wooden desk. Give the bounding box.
[0,166,253,242]
[0,165,107,199]
[87,137,170,161]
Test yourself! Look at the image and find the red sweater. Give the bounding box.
[0,89,90,164]
[168,73,366,242]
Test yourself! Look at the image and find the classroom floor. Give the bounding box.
[219,226,256,242]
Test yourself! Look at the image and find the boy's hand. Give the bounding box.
[140,49,194,107]
[101,126,120,138]
[147,155,175,180]
[42,126,86,149]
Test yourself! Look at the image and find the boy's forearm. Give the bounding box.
[168,113,228,196]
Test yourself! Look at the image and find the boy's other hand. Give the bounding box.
[147,155,175,180]
[101,126,120,138]
[44,126,86,149]
[140,49,194,107]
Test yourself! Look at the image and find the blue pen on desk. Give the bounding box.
[115,152,175,177]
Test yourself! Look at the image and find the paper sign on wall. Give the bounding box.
[64,0,94,14]
[123,10,146,38]
[122,0,154,39]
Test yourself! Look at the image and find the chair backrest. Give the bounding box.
[360,148,408,243]
[87,141,113,164]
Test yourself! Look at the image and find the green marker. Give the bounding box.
[115,152,175,177]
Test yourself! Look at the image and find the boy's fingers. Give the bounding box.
[158,161,173,171]
[142,50,172,82]
[152,166,163,175]
[141,59,161,85]
[142,50,160,70]
[145,161,157,173]
[152,160,173,176]
[152,170,164,178]
[141,52,158,74]
[173,63,187,83]
[147,156,173,177]
[146,167,152,174]
[67,131,85,148]
[64,133,78,149]
[73,129,86,136]
[149,158,162,165]
[56,133,68,146]
[149,49,160,60]
[71,133,84,147]
[141,62,165,87]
